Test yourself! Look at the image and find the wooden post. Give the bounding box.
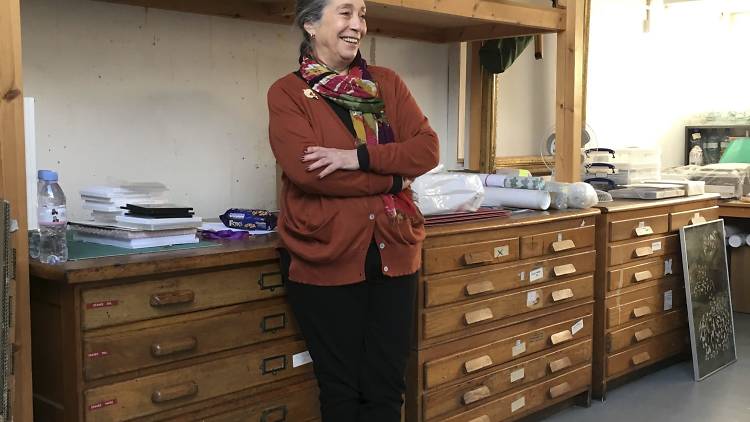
[0,0,33,420]
[468,41,483,171]
[479,70,497,174]
[554,0,585,182]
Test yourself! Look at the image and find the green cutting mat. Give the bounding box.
[67,238,219,260]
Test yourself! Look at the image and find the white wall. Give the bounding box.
[21,0,456,221]
[585,0,750,167]
[495,34,557,157]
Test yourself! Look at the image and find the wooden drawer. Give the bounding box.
[83,298,297,380]
[83,338,311,422]
[423,313,592,390]
[607,234,679,267]
[520,225,595,259]
[423,275,593,340]
[606,329,688,377]
[199,379,319,422]
[423,237,519,275]
[442,365,591,422]
[607,310,686,353]
[423,339,591,421]
[669,206,719,231]
[81,262,284,330]
[424,250,596,308]
[609,213,669,242]
[605,278,683,329]
[607,254,681,293]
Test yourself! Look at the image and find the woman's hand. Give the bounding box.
[303,147,359,178]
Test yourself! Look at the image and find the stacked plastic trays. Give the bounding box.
[582,147,661,190]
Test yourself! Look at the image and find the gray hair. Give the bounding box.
[294,0,329,57]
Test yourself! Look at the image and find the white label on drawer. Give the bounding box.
[572,319,584,335]
[512,340,526,357]
[511,396,526,413]
[293,351,313,368]
[664,290,673,311]
[665,258,673,275]
[652,241,662,252]
[530,267,544,283]
[519,271,526,282]
[494,245,510,258]
[526,290,540,307]
[510,367,525,383]
[88,399,117,412]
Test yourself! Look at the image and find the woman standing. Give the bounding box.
[267,0,439,420]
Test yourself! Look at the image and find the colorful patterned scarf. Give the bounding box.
[299,53,417,220]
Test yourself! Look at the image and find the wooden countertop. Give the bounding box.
[30,234,280,285]
[592,193,720,213]
[31,208,602,284]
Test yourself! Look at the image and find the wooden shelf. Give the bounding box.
[97,0,566,42]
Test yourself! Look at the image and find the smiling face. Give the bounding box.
[304,0,367,73]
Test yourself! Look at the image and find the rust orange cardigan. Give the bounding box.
[267,66,440,285]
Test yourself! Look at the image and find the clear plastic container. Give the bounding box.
[37,170,68,264]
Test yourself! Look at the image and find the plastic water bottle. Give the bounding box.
[37,170,68,264]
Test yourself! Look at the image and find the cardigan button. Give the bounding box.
[379,242,385,249]
[369,213,375,220]
[383,266,389,272]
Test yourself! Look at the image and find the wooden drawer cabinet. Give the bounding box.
[407,210,599,421]
[423,237,519,275]
[424,250,595,308]
[84,338,309,422]
[423,339,592,421]
[606,254,680,293]
[607,310,686,353]
[83,298,297,380]
[441,365,592,422]
[593,195,719,398]
[31,237,320,422]
[606,329,689,377]
[81,261,284,330]
[423,275,593,340]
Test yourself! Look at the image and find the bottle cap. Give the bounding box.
[37,170,58,181]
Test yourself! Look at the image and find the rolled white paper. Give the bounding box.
[727,234,744,248]
[482,187,551,210]
[480,173,509,187]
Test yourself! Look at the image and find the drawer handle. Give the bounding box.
[634,246,653,257]
[550,329,573,345]
[633,270,653,283]
[464,355,493,374]
[464,251,494,265]
[466,280,495,296]
[261,313,287,333]
[551,288,574,302]
[634,328,654,342]
[462,385,491,405]
[634,225,654,237]
[465,308,494,325]
[149,290,195,307]
[552,239,575,252]
[631,351,651,366]
[549,381,572,399]
[468,416,491,422]
[632,306,652,318]
[258,271,284,291]
[549,356,572,373]
[553,264,576,277]
[690,213,706,225]
[261,355,288,375]
[261,404,288,422]
[151,337,197,357]
[151,381,198,403]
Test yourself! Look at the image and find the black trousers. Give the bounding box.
[280,243,417,422]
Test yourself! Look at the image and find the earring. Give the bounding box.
[310,33,316,40]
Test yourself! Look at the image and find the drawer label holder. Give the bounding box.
[88,398,117,412]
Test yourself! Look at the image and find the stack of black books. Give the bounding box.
[122,204,195,219]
